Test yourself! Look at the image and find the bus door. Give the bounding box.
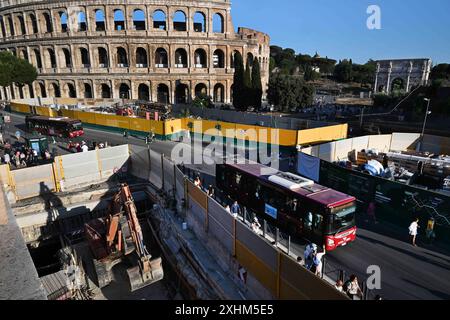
[301,206,325,245]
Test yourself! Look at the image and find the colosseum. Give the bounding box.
[0,0,270,104]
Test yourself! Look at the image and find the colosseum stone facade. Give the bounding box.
[0,0,270,104]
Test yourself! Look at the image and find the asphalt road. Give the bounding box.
[4,111,450,300]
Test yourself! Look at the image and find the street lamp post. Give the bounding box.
[419,98,431,152]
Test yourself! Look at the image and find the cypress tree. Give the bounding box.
[232,52,245,110]
[251,57,263,110]
[243,59,252,108]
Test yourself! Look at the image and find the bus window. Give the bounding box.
[305,212,313,231]
[313,213,324,231]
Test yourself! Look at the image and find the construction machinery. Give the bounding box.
[84,183,163,292]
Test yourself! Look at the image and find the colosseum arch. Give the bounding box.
[213,83,225,103]
[132,9,146,30]
[247,52,254,67]
[137,83,150,101]
[213,49,225,68]
[79,47,90,67]
[63,81,77,98]
[212,13,224,33]
[114,9,125,31]
[36,82,46,98]
[174,48,188,68]
[194,49,207,68]
[99,83,111,98]
[135,47,148,67]
[156,83,170,104]
[152,10,166,30]
[175,83,190,104]
[45,48,57,68]
[41,12,53,33]
[193,12,206,32]
[97,47,108,68]
[195,83,208,97]
[19,48,28,61]
[7,16,15,36]
[28,13,38,34]
[118,83,130,99]
[49,82,61,98]
[32,48,43,69]
[16,15,26,35]
[58,11,68,33]
[59,47,72,68]
[116,47,128,67]
[83,82,93,98]
[173,10,187,32]
[94,9,105,31]
[0,17,6,38]
[155,47,168,67]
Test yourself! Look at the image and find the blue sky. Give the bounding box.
[232,0,450,64]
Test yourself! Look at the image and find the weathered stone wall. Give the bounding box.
[0,0,270,104]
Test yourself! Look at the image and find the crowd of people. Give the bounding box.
[0,139,52,169]
[67,140,108,153]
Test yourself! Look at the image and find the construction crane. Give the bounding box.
[84,183,163,292]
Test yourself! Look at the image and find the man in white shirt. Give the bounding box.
[81,143,89,152]
[409,218,420,247]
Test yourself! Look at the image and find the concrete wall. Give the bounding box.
[3,145,129,201]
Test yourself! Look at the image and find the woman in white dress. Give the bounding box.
[409,218,420,247]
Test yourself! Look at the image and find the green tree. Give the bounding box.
[251,57,263,109]
[334,59,353,82]
[243,59,252,107]
[304,63,319,82]
[193,93,213,109]
[232,51,245,110]
[267,74,314,112]
[0,51,37,89]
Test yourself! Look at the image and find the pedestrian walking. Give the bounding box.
[231,201,241,218]
[225,205,231,214]
[409,218,420,246]
[207,185,215,198]
[344,275,363,300]
[304,243,317,270]
[252,217,262,235]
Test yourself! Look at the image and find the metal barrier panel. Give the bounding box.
[390,133,420,152]
[175,168,185,201]
[98,145,129,173]
[351,136,370,153]
[208,198,233,234]
[129,146,150,181]
[149,149,162,189]
[236,222,278,272]
[163,157,175,193]
[368,135,392,153]
[335,139,353,161]
[235,240,278,296]
[318,142,336,162]
[279,254,348,300]
[208,198,234,252]
[189,196,206,229]
[11,164,55,200]
[187,180,207,210]
[60,149,100,188]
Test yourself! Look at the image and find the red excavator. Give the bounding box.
[84,183,163,292]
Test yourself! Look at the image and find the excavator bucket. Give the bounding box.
[127,256,164,292]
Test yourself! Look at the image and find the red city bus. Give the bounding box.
[25,115,84,138]
[216,162,357,251]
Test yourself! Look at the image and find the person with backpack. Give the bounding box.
[304,243,317,270]
[309,245,326,277]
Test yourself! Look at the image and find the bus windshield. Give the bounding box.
[328,203,356,234]
[72,122,83,130]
